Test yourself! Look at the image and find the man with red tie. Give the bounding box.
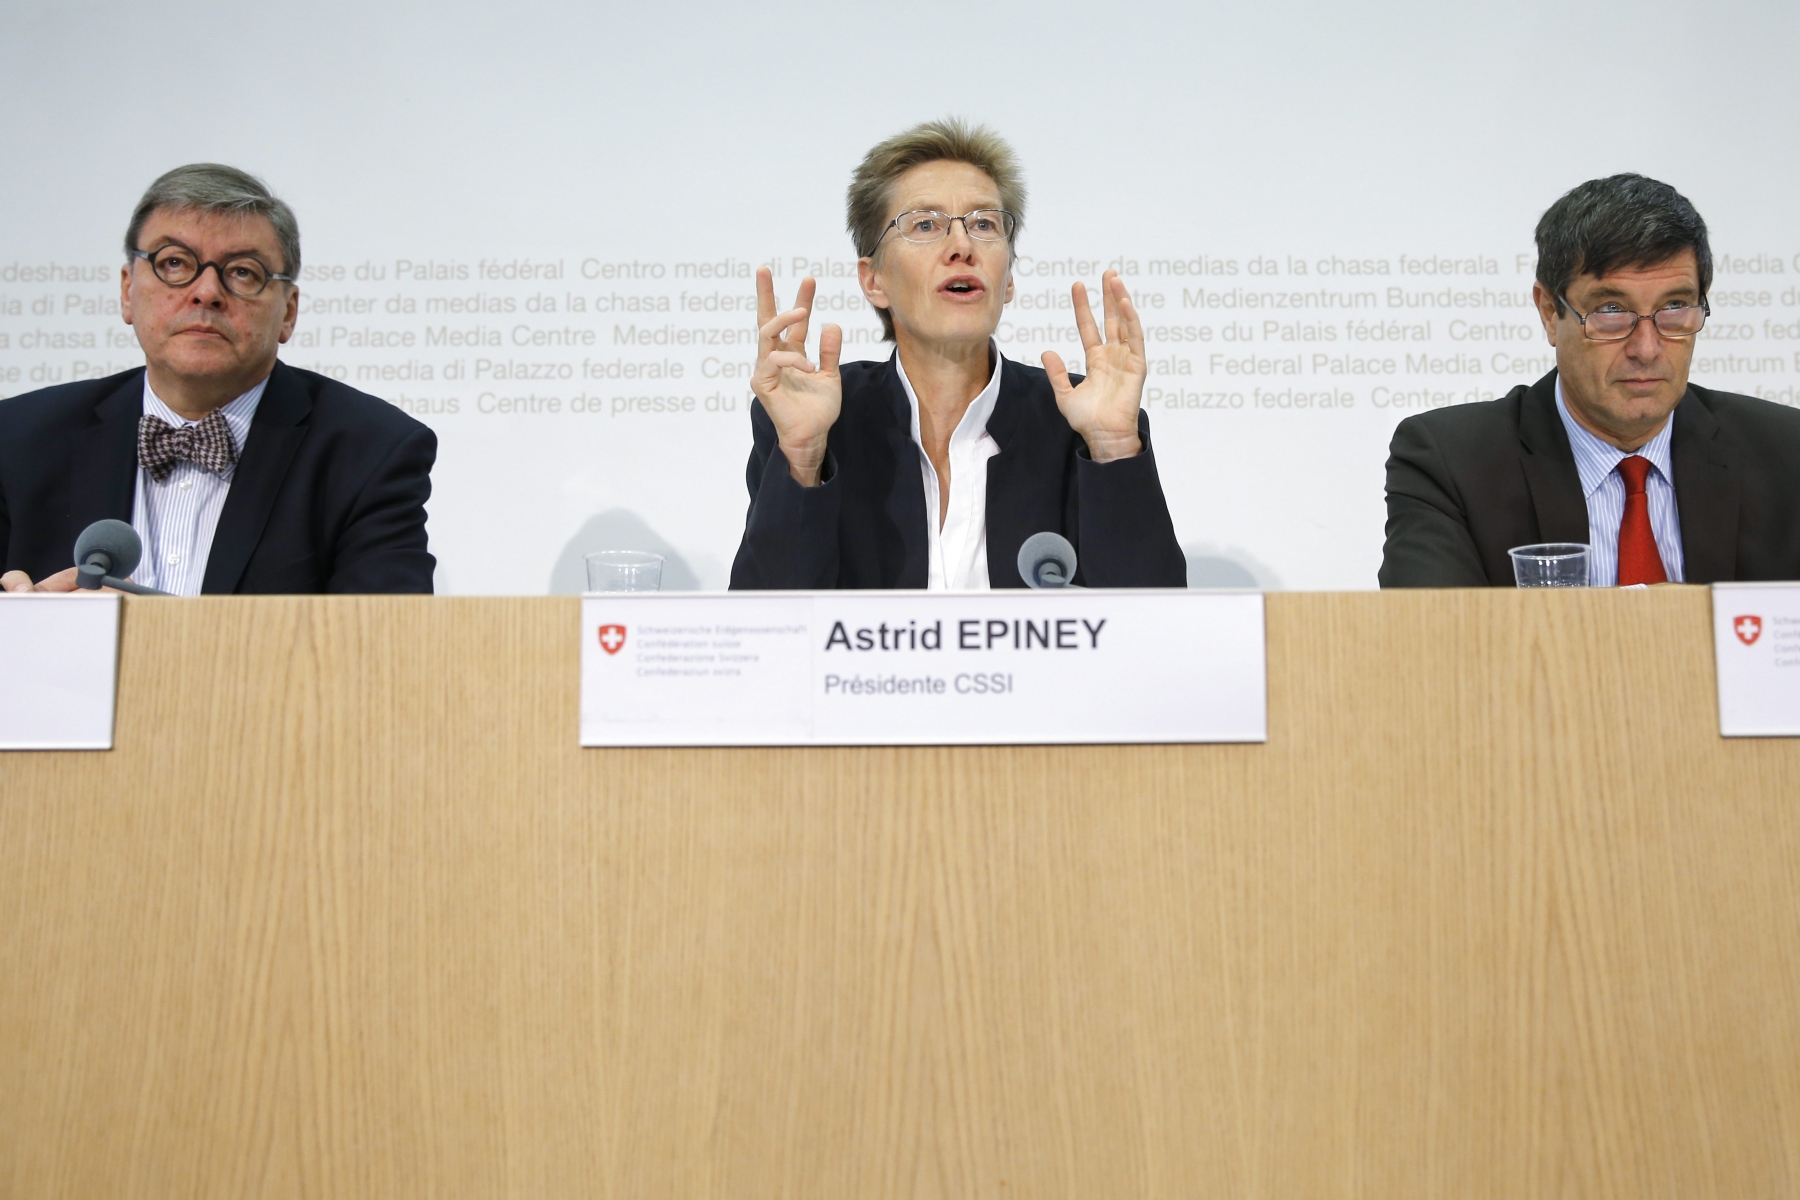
[1379,174,1800,587]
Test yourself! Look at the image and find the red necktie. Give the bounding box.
[1615,455,1667,586]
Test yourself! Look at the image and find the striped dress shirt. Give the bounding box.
[129,378,266,596]
[1553,378,1684,587]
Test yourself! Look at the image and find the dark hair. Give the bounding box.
[1534,174,1710,313]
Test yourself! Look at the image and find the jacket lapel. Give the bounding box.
[202,362,311,594]
[1516,371,1590,544]
[870,356,930,589]
[981,358,1031,588]
[67,371,145,546]
[1670,388,1739,583]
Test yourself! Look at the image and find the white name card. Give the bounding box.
[1714,583,1800,737]
[580,590,1266,747]
[0,594,121,750]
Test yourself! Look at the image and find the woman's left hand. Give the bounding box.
[1042,269,1146,463]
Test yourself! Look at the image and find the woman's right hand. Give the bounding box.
[752,267,842,487]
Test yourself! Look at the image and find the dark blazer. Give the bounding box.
[1380,369,1800,587]
[0,362,436,593]
[730,355,1186,589]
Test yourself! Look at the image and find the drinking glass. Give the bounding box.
[585,551,663,592]
[1508,543,1589,588]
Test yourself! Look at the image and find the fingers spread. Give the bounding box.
[759,306,813,350]
[756,266,777,328]
[818,324,844,375]
[1116,280,1145,358]
[763,349,819,375]
[790,277,817,346]
[1071,281,1101,352]
[1101,269,1120,345]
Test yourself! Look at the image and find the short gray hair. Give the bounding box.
[124,164,301,278]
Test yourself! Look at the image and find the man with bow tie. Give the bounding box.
[0,164,436,595]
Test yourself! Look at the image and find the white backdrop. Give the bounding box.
[2,0,1796,592]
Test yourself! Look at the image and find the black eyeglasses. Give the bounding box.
[877,209,1017,248]
[131,245,294,298]
[1559,293,1709,341]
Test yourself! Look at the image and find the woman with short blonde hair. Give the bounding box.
[730,118,1184,590]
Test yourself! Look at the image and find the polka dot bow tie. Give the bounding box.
[137,411,238,483]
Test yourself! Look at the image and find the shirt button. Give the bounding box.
[178,478,193,489]
[168,554,182,566]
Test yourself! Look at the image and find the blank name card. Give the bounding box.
[0,594,121,750]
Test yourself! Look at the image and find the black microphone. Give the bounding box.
[72,520,170,596]
[1017,531,1084,589]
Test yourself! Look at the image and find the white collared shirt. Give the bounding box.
[895,346,1004,590]
[1553,376,1685,587]
[129,376,265,596]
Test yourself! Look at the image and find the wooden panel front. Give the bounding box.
[1,589,1796,1198]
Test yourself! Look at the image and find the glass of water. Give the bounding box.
[585,550,663,592]
[1508,543,1590,588]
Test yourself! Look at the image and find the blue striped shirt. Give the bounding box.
[1553,376,1684,587]
[129,377,265,596]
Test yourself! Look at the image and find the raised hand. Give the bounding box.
[751,267,843,486]
[1042,269,1146,462]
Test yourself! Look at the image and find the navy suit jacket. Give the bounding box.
[1380,369,1800,586]
[0,362,436,593]
[730,355,1186,589]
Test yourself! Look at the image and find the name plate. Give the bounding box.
[0,594,121,750]
[580,590,1265,747]
[1714,583,1800,737]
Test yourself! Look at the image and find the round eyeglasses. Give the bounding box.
[131,245,294,298]
[879,209,1017,247]
[1559,293,1709,341]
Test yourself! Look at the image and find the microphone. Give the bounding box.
[1017,531,1083,589]
[72,520,170,596]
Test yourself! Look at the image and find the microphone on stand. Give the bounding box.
[1017,532,1084,589]
[72,520,171,596]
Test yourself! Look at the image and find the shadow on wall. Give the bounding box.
[548,510,703,594]
[1183,543,1282,589]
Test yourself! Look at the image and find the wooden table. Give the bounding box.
[3,588,1796,1198]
